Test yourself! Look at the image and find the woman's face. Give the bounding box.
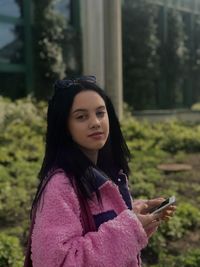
[68,90,109,160]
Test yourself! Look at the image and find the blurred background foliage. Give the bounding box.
[0,98,200,266]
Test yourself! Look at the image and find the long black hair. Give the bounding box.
[31,76,131,217]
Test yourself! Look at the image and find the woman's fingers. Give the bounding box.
[136,213,162,237]
[161,205,176,220]
[137,213,160,227]
[146,198,165,209]
[135,199,177,237]
[161,216,171,221]
[133,198,165,214]
[133,202,148,214]
[145,219,160,230]
[133,198,176,215]
[145,197,165,213]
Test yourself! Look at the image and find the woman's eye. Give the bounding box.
[96,111,105,117]
[76,114,87,120]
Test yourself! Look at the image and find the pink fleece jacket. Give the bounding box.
[31,171,148,267]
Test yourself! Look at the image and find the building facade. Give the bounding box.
[0,0,32,98]
[2,1,198,114]
[0,0,123,117]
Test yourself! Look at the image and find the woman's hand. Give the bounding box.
[133,198,176,220]
[136,213,162,238]
[132,198,176,237]
[144,198,176,221]
[159,204,176,221]
[132,201,161,237]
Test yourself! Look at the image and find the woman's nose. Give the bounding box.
[89,115,100,129]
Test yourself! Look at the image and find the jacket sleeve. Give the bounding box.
[31,172,148,267]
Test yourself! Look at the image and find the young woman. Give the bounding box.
[25,76,175,267]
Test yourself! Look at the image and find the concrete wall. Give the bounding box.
[133,109,200,123]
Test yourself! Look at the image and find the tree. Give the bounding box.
[33,0,67,99]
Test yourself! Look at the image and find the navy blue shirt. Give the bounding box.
[91,168,133,229]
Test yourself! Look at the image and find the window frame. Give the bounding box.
[0,0,33,94]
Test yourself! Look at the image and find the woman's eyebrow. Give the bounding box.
[72,108,87,114]
[96,105,106,110]
[72,105,105,114]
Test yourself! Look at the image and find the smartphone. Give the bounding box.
[151,196,176,214]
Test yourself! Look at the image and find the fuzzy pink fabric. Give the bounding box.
[31,172,148,267]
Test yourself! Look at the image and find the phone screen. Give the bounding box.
[151,196,176,214]
[156,198,170,209]
[150,198,170,213]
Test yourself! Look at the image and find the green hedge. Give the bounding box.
[0,233,23,267]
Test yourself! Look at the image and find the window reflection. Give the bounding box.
[53,0,71,21]
[0,0,21,18]
[182,0,191,9]
[0,23,24,63]
[52,0,82,77]
[0,72,25,99]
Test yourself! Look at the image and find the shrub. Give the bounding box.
[0,233,23,267]
[0,97,45,251]
[159,203,200,241]
[179,249,200,267]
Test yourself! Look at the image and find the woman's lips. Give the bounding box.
[88,132,104,139]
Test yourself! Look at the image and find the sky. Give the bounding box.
[0,0,20,49]
[0,0,70,50]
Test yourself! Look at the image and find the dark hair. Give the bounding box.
[31,77,131,217]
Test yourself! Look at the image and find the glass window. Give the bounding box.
[0,0,22,18]
[196,1,200,12]
[0,72,26,99]
[0,23,24,64]
[181,0,191,9]
[55,0,82,77]
[167,0,174,8]
[52,0,71,21]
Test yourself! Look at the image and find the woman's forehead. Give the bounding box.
[71,91,106,111]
